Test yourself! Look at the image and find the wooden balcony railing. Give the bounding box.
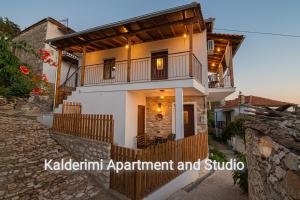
[56,51,202,106]
[208,68,233,88]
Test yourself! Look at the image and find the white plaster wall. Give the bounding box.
[125,92,146,148]
[66,90,127,146]
[85,33,208,86]
[42,47,76,84]
[42,22,77,84]
[193,30,208,89]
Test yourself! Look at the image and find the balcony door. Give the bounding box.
[151,51,168,80]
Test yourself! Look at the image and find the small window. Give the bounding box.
[103,58,115,79]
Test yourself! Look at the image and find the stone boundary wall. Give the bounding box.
[51,132,111,188]
[246,128,300,200]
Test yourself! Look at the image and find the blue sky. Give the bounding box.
[1,0,300,104]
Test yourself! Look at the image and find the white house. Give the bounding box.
[48,2,244,149]
[214,93,296,152]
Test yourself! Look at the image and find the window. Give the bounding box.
[103,58,115,79]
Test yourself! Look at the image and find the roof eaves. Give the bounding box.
[46,2,202,43]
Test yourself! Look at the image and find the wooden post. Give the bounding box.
[134,150,142,200]
[219,63,224,87]
[55,49,63,107]
[228,43,234,87]
[81,46,87,86]
[188,23,193,77]
[127,39,132,82]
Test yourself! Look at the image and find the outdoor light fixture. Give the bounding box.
[156,58,164,70]
[125,44,129,48]
[212,63,216,67]
[156,103,163,121]
[217,48,221,52]
[160,95,165,99]
[157,103,162,112]
[183,33,187,38]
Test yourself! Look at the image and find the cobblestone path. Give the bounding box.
[0,114,116,200]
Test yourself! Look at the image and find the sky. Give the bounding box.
[1,0,300,104]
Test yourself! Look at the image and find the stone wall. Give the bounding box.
[246,128,300,200]
[145,96,207,137]
[51,132,111,188]
[0,95,52,114]
[13,22,47,74]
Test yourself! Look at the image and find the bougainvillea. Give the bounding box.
[19,65,30,75]
[0,35,57,97]
[37,49,57,67]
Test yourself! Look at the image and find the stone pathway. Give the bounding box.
[180,170,248,200]
[0,114,117,200]
[168,138,248,200]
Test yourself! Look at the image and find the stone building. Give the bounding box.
[13,17,79,85]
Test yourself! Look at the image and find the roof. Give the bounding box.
[16,17,74,36]
[219,95,296,109]
[47,2,205,53]
[207,32,244,72]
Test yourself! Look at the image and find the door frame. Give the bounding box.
[171,102,197,135]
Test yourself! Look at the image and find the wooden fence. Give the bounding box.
[62,102,82,114]
[110,132,208,200]
[53,114,114,143]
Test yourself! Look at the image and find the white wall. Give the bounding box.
[125,92,146,148]
[66,90,127,146]
[85,33,208,85]
[42,22,77,84]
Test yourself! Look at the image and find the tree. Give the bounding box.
[0,17,21,37]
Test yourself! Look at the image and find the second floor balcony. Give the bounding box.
[62,51,202,88]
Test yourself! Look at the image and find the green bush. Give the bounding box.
[0,36,34,97]
[232,152,248,193]
[222,116,252,142]
[209,148,228,163]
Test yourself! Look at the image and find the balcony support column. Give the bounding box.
[127,39,132,82]
[175,87,184,140]
[81,45,87,86]
[228,43,234,87]
[189,23,193,77]
[54,49,63,107]
[219,63,224,87]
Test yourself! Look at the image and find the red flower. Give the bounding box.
[19,66,30,75]
[42,74,48,82]
[31,88,42,94]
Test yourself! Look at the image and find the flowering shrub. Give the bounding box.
[0,36,56,97]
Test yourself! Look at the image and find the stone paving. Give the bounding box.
[0,114,117,200]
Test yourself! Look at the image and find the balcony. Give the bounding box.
[208,68,233,89]
[61,51,202,88]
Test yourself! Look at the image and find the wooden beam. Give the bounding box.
[189,23,193,77]
[55,49,63,107]
[229,43,234,87]
[81,46,87,86]
[127,39,132,82]
[57,17,198,49]
[219,63,224,87]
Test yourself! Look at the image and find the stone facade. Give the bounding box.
[13,22,47,74]
[246,128,300,200]
[51,132,111,188]
[145,96,207,137]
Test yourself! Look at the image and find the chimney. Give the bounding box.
[239,91,245,104]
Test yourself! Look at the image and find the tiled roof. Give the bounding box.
[220,95,295,108]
